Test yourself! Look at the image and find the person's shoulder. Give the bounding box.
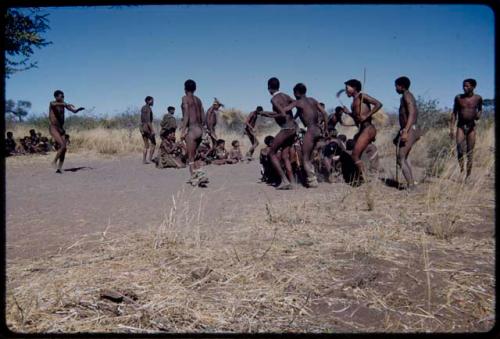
[474,94,483,100]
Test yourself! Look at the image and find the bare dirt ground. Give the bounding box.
[6,151,495,333]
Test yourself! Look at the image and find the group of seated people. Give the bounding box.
[154,113,244,169]
[259,128,379,187]
[5,129,60,157]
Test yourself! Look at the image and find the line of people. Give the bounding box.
[41,75,482,187]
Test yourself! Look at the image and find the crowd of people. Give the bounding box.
[25,75,482,188]
[4,128,59,157]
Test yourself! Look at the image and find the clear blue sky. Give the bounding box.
[5,5,495,118]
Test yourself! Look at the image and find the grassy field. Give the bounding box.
[5,114,495,333]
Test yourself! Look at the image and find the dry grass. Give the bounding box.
[6,123,494,333]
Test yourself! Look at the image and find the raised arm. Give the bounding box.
[360,93,382,121]
[450,95,459,138]
[65,103,85,113]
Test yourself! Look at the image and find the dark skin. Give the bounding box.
[258,89,297,189]
[244,108,260,158]
[450,81,483,179]
[206,102,222,148]
[395,84,419,188]
[228,142,243,163]
[48,92,84,173]
[160,134,185,168]
[282,92,329,187]
[181,90,205,177]
[341,85,382,181]
[140,98,156,164]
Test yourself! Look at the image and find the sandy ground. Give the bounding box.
[6,152,342,261]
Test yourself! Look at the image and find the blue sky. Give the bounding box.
[5,5,495,118]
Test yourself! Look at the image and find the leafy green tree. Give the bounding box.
[4,8,51,76]
[5,99,32,122]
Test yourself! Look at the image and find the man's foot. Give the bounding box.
[307,175,319,188]
[56,169,62,174]
[276,181,293,190]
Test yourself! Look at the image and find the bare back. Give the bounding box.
[182,94,204,128]
[295,97,320,128]
[399,90,418,129]
[271,93,295,128]
[206,106,217,129]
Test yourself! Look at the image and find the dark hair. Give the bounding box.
[7,131,13,137]
[344,79,362,92]
[463,78,477,88]
[145,96,153,103]
[54,90,64,98]
[395,76,411,89]
[267,77,280,90]
[29,129,36,134]
[293,83,307,95]
[338,134,347,142]
[231,140,239,147]
[335,106,343,114]
[319,102,325,108]
[216,139,225,145]
[264,135,274,146]
[346,139,355,151]
[185,79,197,92]
[167,106,175,112]
[256,106,263,112]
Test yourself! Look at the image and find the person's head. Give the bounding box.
[184,79,196,93]
[231,140,240,148]
[41,136,48,142]
[167,106,175,114]
[334,106,343,115]
[6,131,13,138]
[320,102,325,109]
[213,98,224,109]
[463,78,477,95]
[256,106,263,113]
[267,77,280,95]
[395,76,411,94]
[338,134,347,143]
[344,79,362,97]
[293,83,307,99]
[29,129,36,136]
[54,90,64,102]
[37,132,42,137]
[216,139,225,148]
[167,132,176,141]
[346,139,354,151]
[264,135,274,147]
[145,96,154,106]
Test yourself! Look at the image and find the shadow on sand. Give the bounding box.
[64,166,94,172]
[380,177,405,190]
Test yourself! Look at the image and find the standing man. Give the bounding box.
[205,98,224,148]
[48,90,85,173]
[450,78,483,180]
[394,76,420,189]
[243,106,261,159]
[181,79,209,186]
[281,83,330,187]
[341,79,383,183]
[257,77,298,190]
[140,96,156,164]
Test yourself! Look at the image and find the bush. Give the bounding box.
[416,96,449,132]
